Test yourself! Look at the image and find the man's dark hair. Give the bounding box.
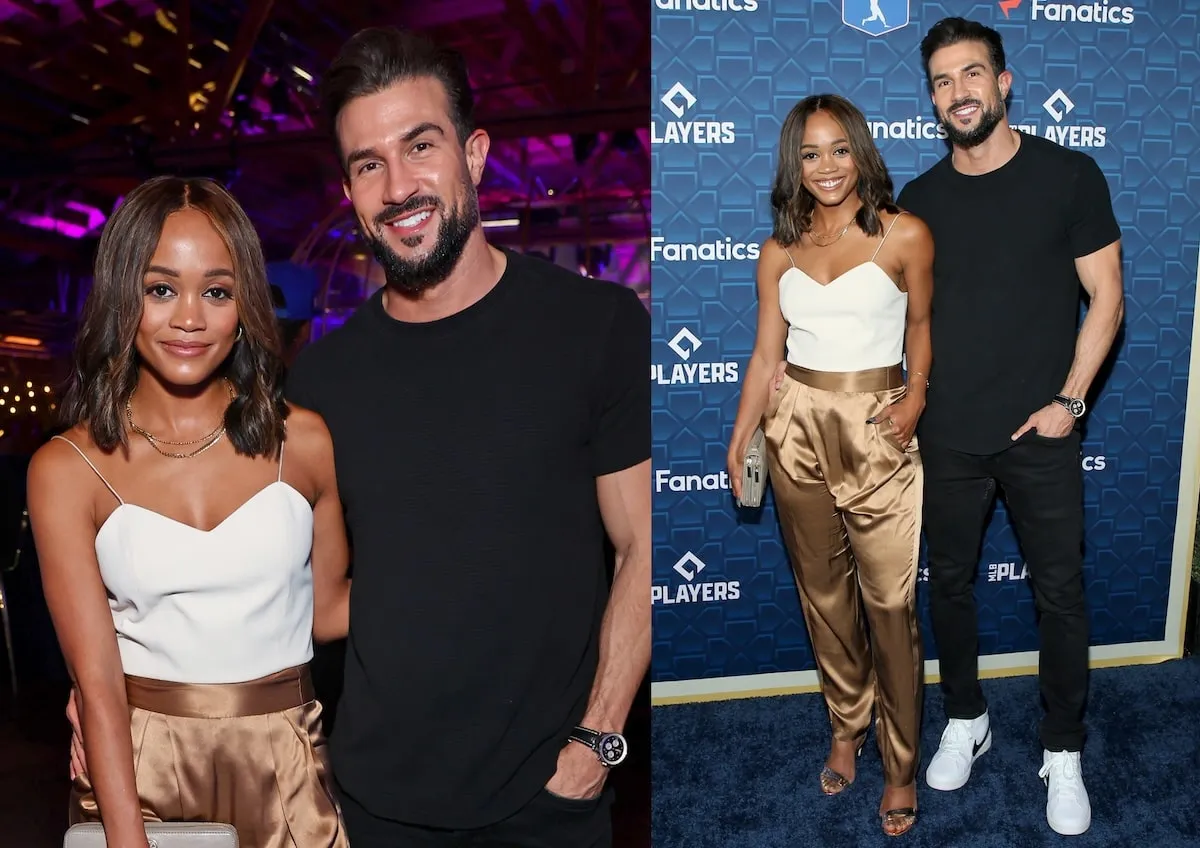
[919,17,1007,88]
[319,27,476,171]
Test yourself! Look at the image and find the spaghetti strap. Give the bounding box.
[50,435,124,505]
[277,438,285,483]
[782,246,797,268]
[871,211,907,261]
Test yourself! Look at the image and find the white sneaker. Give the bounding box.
[925,713,992,791]
[1039,750,1091,836]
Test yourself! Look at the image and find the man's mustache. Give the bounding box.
[947,98,983,114]
[375,197,443,228]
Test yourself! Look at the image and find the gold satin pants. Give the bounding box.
[764,364,923,787]
[70,665,348,848]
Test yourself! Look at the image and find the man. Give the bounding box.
[895,17,1123,837]
[267,261,321,368]
[69,27,650,848]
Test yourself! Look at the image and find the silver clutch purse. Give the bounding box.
[738,427,768,508]
[64,823,238,848]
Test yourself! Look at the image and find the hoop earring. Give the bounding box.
[235,325,244,342]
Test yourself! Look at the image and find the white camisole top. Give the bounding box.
[53,435,316,684]
[779,212,909,372]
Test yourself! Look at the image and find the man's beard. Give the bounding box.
[941,95,1006,149]
[364,185,480,296]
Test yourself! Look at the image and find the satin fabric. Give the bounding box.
[764,364,924,787]
[70,666,347,848]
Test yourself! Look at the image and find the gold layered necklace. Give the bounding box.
[808,217,856,247]
[126,381,235,459]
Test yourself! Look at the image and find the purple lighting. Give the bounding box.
[11,199,108,240]
[64,201,108,232]
[11,213,89,240]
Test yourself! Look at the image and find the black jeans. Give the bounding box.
[922,431,1089,752]
[338,782,614,848]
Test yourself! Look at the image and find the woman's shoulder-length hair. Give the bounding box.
[770,93,900,247]
[58,175,289,458]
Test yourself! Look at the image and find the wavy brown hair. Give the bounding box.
[59,175,288,458]
[770,94,899,247]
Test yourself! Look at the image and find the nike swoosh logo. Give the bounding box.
[973,734,988,757]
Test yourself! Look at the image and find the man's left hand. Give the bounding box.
[1012,403,1075,440]
[544,740,608,801]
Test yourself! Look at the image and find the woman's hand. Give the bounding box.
[727,441,746,502]
[772,360,787,392]
[874,394,924,449]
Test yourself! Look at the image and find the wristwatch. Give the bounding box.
[568,726,628,767]
[1052,394,1086,418]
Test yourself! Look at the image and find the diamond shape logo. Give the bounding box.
[842,0,909,37]
[660,82,697,119]
[672,552,707,582]
[667,327,703,361]
[1043,89,1075,123]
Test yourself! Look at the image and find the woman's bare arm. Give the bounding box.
[286,407,351,643]
[27,439,148,848]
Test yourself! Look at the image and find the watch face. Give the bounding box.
[598,732,627,766]
[1069,399,1085,417]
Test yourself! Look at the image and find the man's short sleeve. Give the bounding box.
[1068,155,1121,258]
[590,287,650,476]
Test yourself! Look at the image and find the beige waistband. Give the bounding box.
[125,665,314,718]
[785,363,905,393]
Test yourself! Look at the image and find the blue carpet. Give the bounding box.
[651,657,1200,847]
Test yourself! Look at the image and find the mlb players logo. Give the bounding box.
[843,0,910,36]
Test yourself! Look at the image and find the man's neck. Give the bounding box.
[951,121,1021,176]
[381,230,507,324]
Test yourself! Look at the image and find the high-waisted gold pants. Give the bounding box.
[70,666,348,848]
[764,363,923,787]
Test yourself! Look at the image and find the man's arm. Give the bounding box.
[1012,156,1123,441]
[544,459,650,801]
[545,285,649,801]
[582,459,651,734]
[1059,240,1124,399]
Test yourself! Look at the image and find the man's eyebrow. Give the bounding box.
[932,61,987,82]
[343,123,448,168]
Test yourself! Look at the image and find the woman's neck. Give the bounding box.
[810,198,863,234]
[127,371,231,441]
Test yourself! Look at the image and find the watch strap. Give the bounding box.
[568,725,627,767]
[568,726,602,748]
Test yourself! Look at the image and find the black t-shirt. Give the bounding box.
[284,249,649,828]
[896,132,1121,455]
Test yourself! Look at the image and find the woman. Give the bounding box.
[27,176,351,848]
[726,94,934,837]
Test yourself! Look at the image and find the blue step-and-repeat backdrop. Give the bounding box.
[650,0,1200,702]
